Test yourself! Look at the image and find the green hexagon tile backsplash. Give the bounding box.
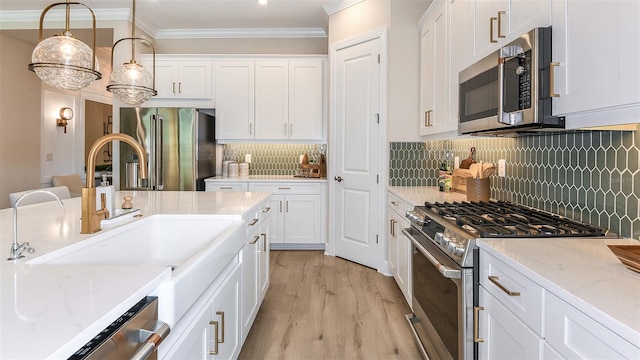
[389,130,640,239]
[223,144,327,175]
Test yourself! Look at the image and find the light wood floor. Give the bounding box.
[238,251,422,360]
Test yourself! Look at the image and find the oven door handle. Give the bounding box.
[402,228,461,279]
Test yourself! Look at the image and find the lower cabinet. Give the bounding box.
[386,192,413,306]
[477,286,542,359]
[249,182,326,249]
[162,258,241,359]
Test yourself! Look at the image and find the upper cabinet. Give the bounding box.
[419,0,456,136]
[216,58,326,142]
[471,0,551,61]
[551,0,640,129]
[215,61,256,140]
[142,58,213,99]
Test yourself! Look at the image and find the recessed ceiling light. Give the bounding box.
[258,0,268,5]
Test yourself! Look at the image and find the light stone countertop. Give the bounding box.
[0,190,270,359]
[387,186,640,349]
[388,185,467,205]
[478,238,640,348]
[205,175,327,183]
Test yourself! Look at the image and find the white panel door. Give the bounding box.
[255,61,289,139]
[285,194,321,244]
[267,195,285,244]
[289,61,324,140]
[178,61,212,99]
[152,60,178,98]
[334,37,380,269]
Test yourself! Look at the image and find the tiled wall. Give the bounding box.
[223,144,327,175]
[389,130,640,239]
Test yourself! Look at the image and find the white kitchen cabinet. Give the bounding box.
[215,61,255,140]
[419,0,454,136]
[470,0,551,60]
[255,61,289,140]
[551,0,640,129]
[288,61,324,140]
[216,58,325,141]
[477,286,543,360]
[249,182,325,249]
[545,292,640,359]
[449,0,471,125]
[241,202,270,342]
[162,257,242,360]
[386,192,413,306]
[205,181,248,192]
[143,59,212,99]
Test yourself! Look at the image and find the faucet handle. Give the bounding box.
[24,242,35,254]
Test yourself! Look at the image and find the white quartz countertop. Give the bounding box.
[388,185,467,205]
[477,238,640,347]
[0,190,270,359]
[205,175,327,183]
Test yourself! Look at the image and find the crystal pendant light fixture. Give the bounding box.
[106,0,157,105]
[28,1,102,90]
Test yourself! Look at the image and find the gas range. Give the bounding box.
[405,200,616,268]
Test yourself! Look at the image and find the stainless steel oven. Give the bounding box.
[404,227,475,360]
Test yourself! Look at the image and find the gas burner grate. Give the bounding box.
[424,200,609,238]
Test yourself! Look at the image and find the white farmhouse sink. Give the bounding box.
[29,214,245,327]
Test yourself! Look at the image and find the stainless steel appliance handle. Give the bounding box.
[402,228,461,279]
[497,60,506,124]
[129,322,170,360]
[156,115,164,190]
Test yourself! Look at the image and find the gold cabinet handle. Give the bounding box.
[250,235,260,244]
[249,123,253,134]
[390,201,399,206]
[289,123,293,135]
[497,11,506,38]
[474,306,485,343]
[424,110,433,127]
[279,200,283,213]
[550,62,560,97]
[172,82,176,94]
[390,219,397,237]
[286,201,289,212]
[490,17,497,43]
[217,311,225,344]
[278,187,291,190]
[262,207,271,213]
[259,233,267,253]
[209,320,219,355]
[284,123,288,135]
[178,82,182,94]
[488,275,521,296]
[248,218,259,226]
[220,186,233,190]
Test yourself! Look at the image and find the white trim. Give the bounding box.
[323,0,365,16]
[154,28,327,40]
[327,27,389,276]
[0,8,129,24]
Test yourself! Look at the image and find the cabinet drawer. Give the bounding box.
[387,192,413,218]
[205,182,248,191]
[479,250,544,336]
[545,293,640,359]
[248,182,321,194]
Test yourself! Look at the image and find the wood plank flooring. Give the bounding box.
[239,251,422,360]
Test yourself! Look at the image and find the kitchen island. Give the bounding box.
[0,190,270,359]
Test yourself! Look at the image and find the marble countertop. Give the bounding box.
[206,175,327,183]
[478,238,640,347]
[0,190,270,359]
[388,185,467,205]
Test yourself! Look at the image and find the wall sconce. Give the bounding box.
[57,107,73,133]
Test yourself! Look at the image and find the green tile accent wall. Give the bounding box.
[223,144,327,175]
[389,130,640,239]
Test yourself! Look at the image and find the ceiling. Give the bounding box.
[0,0,359,41]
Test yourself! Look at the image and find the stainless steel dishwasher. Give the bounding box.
[68,296,170,360]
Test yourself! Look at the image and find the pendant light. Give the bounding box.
[28,1,102,90]
[106,0,157,105]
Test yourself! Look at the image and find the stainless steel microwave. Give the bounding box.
[458,27,564,135]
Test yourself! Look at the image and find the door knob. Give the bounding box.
[334,176,344,182]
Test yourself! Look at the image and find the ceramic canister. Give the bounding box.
[228,162,239,177]
[239,162,249,177]
[222,160,233,177]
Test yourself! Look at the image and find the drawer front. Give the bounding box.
[248,182,321,194]
[387,192,413,218]
[205,182,248,191]
[479,250,544,336]
[545,293,640,359]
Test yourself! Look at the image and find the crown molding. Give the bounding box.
[0,8,129,25]
[154,28,327,40]
[323,0,365,16]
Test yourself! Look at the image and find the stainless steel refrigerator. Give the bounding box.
[119,107,216,191]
